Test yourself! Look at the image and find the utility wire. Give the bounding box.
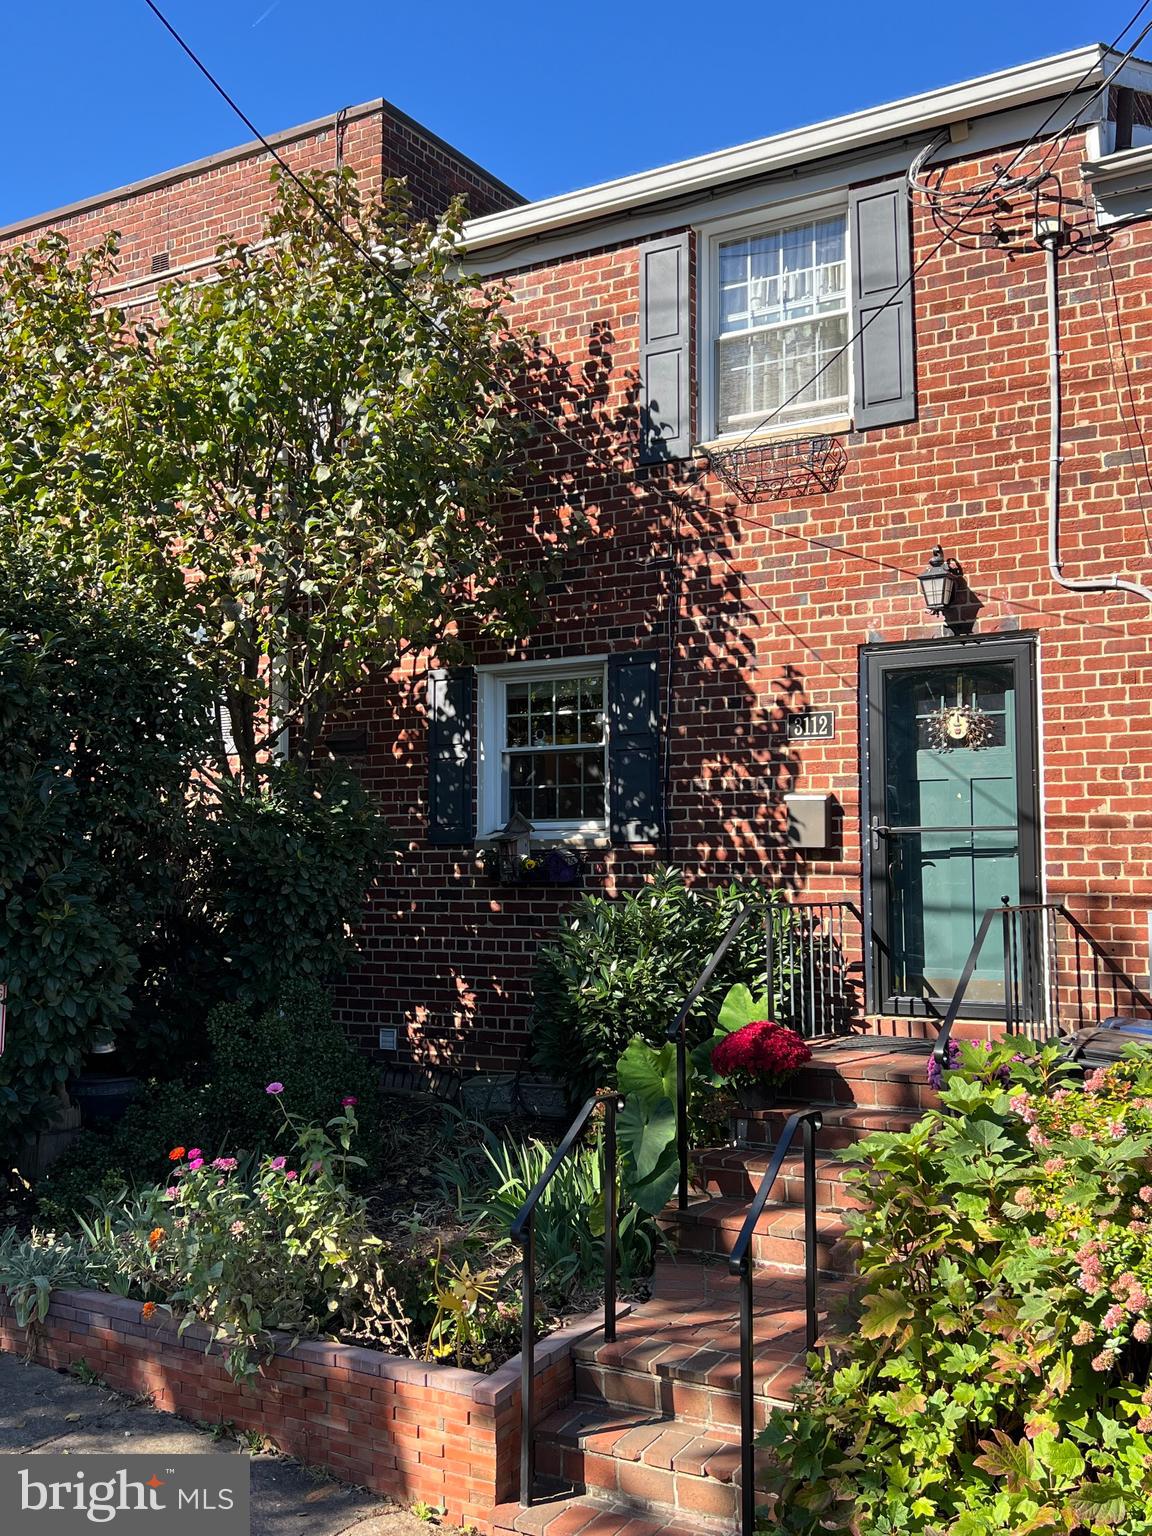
[722,6,1152,454]
[140,0,606,475]
[141,0,1152,622]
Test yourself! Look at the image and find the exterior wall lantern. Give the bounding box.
[917,544,961,616]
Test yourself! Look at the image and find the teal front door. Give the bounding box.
[863,637,1040,1018]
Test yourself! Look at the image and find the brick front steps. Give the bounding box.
[496,1039,936,1536]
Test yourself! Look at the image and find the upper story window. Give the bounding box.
[711,214,849,439]
[477,659,608,837]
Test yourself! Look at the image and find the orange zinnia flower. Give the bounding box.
[141,1302,157,1321]
[148,1228,165,1250]
[168,1147,186,1161]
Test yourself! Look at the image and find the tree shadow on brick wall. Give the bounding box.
[511,323,809,889]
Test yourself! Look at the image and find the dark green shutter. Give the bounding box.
[427,668,474,844]
[638,234,691,463]
[849,178,916,429]
[608,651,662,844]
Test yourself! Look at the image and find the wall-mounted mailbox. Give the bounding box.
[784,792,833,850]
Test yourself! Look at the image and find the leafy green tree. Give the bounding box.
[0,169,551,786]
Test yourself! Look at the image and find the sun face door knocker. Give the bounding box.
[927,701,994,752]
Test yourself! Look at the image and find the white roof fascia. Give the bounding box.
[463,45,1114,254]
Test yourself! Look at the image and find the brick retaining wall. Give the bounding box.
[0,1288,609,1531]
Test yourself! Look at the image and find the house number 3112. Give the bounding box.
[787,710,836,741]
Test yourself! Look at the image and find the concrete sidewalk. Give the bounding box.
[0,1351,434,1535]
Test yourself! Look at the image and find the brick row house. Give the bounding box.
[10,46,1152,1081]
[349,42,1152,1075]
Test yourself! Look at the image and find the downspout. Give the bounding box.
[1042,228,1152,604]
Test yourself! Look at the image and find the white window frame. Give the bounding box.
[696,192,852,447]
[476,655,610,841]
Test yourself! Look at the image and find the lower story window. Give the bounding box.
[479,661,608,836]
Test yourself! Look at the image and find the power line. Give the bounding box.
[722,7,1152,454]
[139,0,606,475]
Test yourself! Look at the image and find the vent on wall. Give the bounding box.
[150,252,171,274]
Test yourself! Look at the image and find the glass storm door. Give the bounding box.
[862,638,1040,1018]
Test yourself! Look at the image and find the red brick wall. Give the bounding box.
[0,1287,591,1531]
[0,98,518,306]
[332,131,1152,1071]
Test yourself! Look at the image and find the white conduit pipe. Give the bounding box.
[1043,232,1152,605]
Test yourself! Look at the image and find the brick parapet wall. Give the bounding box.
[0,1287,606,1531]
[0,99,518,309]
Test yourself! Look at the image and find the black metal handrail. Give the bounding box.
[510,1090,621,1508]
[666,903,758,1211]
[666,898,863,1212]
[933,900,1152,1067]
[728,1107,823,1536]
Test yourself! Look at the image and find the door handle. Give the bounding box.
[870,817,891,853]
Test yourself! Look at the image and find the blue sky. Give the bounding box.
[0,2,1126,227]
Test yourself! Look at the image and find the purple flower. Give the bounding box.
[265,1082,284,1096]
[285,1170,298,1182]
[188,1148,202,1159]
[188,1157,205,1171]
[341,1096,358,1107]
[212,1157,237,1172]
[270,1156,286,1171]
[164,1186,179,1199]
[926,1042,959,1090]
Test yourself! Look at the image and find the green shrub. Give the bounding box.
[189,763,392,1006]
[531,866,783,1101]
[760,1041,1152,1533]
[0,555,210,1153]
[36,1081,216,1228]
[204,980,385,1169]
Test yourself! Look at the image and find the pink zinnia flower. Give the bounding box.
[189,1157,204,1171]
[164,1186,179,1199]
[266,1082,284,1095]
[212,1157,237,1172]
[285,1170,298,1181]
[271,1156,286,1171]
[341,1096,358,1107]
[188,1148,202,1159]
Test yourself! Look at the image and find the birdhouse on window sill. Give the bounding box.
[493,812,534,883]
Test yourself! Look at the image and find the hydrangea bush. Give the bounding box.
[760,1040,1152,1534]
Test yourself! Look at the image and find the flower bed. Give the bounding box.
[0,1283,612,1532]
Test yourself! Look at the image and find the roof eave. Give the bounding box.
[462,44,1110,253]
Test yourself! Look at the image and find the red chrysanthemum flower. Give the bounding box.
[711,1019,812,1080]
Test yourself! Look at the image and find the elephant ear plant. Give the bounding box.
[615,983,811,1214]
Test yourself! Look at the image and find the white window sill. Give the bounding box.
[694,416,851,455]
[475,829,612,850]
